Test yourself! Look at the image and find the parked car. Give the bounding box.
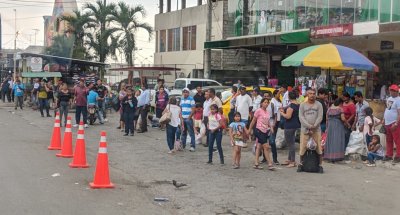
[170,78,223,95]
[221,86,276,121]
[189,86,231,97]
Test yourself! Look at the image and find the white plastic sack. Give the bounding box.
[345,131,366,155]
[195,123,206,145]
[275,128,286,149]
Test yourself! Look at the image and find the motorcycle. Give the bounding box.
[88,104,97,125]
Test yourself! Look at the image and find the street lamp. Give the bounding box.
[32,29,39,45]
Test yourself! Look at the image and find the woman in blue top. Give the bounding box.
[13,79,25,110]
[280,92,301,168]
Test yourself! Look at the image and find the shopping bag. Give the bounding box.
[345,131,366,155]
[275,128,286,149]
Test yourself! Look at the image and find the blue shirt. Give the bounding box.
[87,90,99,105]
[13,83,25,96]
[180,96,195,119]
[137,89,151,107]
[229,121,246,141]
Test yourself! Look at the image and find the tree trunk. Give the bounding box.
[127,52,133,86]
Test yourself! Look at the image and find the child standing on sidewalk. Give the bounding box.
[193,103,203,135]
[229,112,248,169]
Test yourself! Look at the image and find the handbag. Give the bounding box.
[379,125,386,134]
[159,105,172,124]
[134,107,140,118]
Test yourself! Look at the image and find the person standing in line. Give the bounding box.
[298,88,324,173]
[202,90,211,147]
[13,79,25,110]
[117,83,127,132]
[229,112,247,169]
[228,86,238,124]
[133,89,141,131]
[363,107,381,146]
[8,77,14,103]
[180,88,196,152]
[96,79,108,122]
[208,88,223,110]
[268,89,282,165]
[46,80,55,110]
[251,87,262,112]
[1,78,11,103]
[382,84,400,163]
[121,88,138,136]
[324,98,346,163]
[194,86,206,106]
[342,92,356,148]
[280,84,289,108]
[280,92,301,167]
[248,98,275,170]
[137,83,151,133]
[57,83,72,126]
[235,86,253,124]
[353,91,369,132]
[155,85,169,130]
[87,83,104,124]
[207,104,225,165]
[316,88,328,133]
[164,97,183,153]
[31,78,40,106]
[38,80,51,117]
[73,79,89,128]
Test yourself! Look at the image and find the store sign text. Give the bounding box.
[310,24,353,39]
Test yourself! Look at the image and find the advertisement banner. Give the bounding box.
[310,24,353,39]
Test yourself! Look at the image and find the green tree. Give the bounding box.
[111,1,153,85]
[45,35,74,58]
[60,10,95,48]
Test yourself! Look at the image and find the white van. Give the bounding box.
[173,78,222,91]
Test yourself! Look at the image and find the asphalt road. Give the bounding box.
[1,105,400,215]
[0,108,170,215]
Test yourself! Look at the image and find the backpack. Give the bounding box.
[301,150,320,173]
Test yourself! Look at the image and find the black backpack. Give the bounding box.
[301,150,320,173]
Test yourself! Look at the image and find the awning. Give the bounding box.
[204,30,310,49]
[19,53,108,67]
[21,72,62,78]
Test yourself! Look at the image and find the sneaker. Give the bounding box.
[123,133,128,136]
[273,161,280,165]
[104,118,108,122]
[84,124,89,128]
[167,150,174,154]
[367,163,376,167]
[130,133,134,136]
[393,157,400,164]
[220,160,225,165]
[206,161,213,164]
[189,147,195,152]
[73,124,78,128]
[100,122,104,124]
[297,165,303,173]
[47,114,52,117]
[318,166,324,174]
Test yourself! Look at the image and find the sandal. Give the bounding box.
[282,160,290,165]
[268,165,276,171]
[286,163,296,168]
[253,165,263,170]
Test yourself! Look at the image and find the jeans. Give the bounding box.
[2,90,10,102]
[385,123,400,158]
[75,105,88,124]
[228,109,235,125]
[59,101,69,125]
[98,100,106,119]
[268,122,279,162]
[344,127,352,149]
[38,98,49,116]
[367,152,383,163]
[139,105,149,132]
[284,128,297,162]
[208,129,224,163]
[124,111,135,134]
[94,103,104,123]
[166,124,178,150]
[321,123,326,133]
[365,133,372,146]
[182,118,195,148]
[14,96,23,109]
[176,125,181,140]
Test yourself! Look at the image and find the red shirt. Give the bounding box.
[74,86,88,106]
[342,102,356,124]
[193,109,203,120]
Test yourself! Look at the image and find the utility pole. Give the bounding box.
[13,9,17,81]
[204,0,212,78]
[33,29,39,45]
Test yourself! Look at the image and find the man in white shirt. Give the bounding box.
[383,84,400,163]
[235,86,253,124]
[280,84,289,108]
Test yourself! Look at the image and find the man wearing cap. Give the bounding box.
[74,79,89,128]
[383,84,400,163]
[235,86,253,124]
[180,87,196,152]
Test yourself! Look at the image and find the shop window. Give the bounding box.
[183,26,196,51]
[393,0,400,21]
[168,28,180,52]
[341,0,356,24]
[155,31,159,52]
[380,0,391,23]
[159,30,166,52]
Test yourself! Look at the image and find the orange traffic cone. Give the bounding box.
[90,131,114,189]
[69,121,89,168]
[56,116,73,158]
[48,112,62,150]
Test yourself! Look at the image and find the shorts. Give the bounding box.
[254,128,269,144]
[194,119,202,128]
[234,140,245,147]
[299,131,323,156]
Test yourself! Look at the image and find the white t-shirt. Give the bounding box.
[252,95,262,111]
[282,91,289,107]
[235,94,253,120]
[165,104,181,127]
[384,96,400,125]
[363,116,381,136]
[270,98,282,121]
[208,113,222,130]
[203,98,211,117]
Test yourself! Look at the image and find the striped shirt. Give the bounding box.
[180,96,195,119]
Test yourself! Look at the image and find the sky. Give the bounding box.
[0,0,202,64]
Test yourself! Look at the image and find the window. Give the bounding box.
[189,81,203,89]
[174,80,186,90]
[183,26,197,50]
[205,81,220,86]
[159,30,166,52]
[155,31,159,52]
[168,28,180,52]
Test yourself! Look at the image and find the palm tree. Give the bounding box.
[45,35,74,58]
[111,1,153,85]
[60,10,95,48]
[84,0,117,63]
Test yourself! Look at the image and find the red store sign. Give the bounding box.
[310,24,353,39]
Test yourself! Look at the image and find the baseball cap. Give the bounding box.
[389,84,399,91]
[183,88,190,92]
[240,86,246,90]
